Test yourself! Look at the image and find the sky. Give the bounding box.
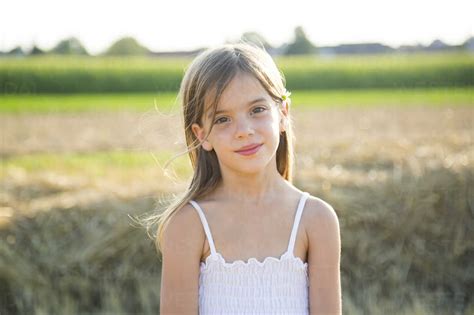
[2,0,472,55]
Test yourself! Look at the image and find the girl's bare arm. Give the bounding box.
[306,198,342,315]
[159,204,204,315]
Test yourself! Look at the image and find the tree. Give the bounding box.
[103,36,150,56]
[50,37,89,55]
[6,46,25,56]
[285,26,317,55]
[29,45,45,55]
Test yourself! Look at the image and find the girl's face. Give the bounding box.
[191,72,288,175]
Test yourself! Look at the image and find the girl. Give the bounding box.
[152,43,341,314]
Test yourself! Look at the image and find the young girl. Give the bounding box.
[153,43,341,314]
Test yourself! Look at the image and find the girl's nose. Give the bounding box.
[235,116,254,138]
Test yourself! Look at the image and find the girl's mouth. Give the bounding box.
[235,144,263,156]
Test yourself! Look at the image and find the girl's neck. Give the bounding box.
[213,171,290,206]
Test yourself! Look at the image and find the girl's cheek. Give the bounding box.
[213,127,230,140]
[259,116,275,129]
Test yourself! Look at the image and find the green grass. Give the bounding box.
[0,92,179,113]
[1,88,472,114]
[294,87,474,108]
[1,150,192,178]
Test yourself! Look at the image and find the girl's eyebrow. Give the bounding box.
[207,97,267,119]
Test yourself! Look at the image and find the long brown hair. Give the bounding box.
[136,42,295,254]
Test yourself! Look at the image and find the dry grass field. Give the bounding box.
[1,104,473,314]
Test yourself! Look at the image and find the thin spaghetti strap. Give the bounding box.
[188,200,218,256]
[287,192,310,256]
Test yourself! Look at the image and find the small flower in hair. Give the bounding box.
[281,90,292,109]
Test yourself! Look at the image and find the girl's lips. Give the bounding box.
[235,144,263,156]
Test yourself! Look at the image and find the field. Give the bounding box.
[1,52,473,93]
[0,87,473,114]
[0,52,473,314]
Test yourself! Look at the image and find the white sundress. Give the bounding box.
[188,191,311,314]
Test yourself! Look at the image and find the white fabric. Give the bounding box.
[189,192,310,314]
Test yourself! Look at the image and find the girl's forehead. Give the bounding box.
[223,72,266,98]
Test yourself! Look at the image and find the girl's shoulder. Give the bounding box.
[278,185,335,216]
[302,193,340,244]
[302,193,337,222]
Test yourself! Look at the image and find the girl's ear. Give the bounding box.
[191,123,213,151]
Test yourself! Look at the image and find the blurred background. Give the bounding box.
[0,0,473,314]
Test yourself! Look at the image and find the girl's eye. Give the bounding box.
[214,107,266,124]
[253,106,267,114]
[214,117,228,124]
